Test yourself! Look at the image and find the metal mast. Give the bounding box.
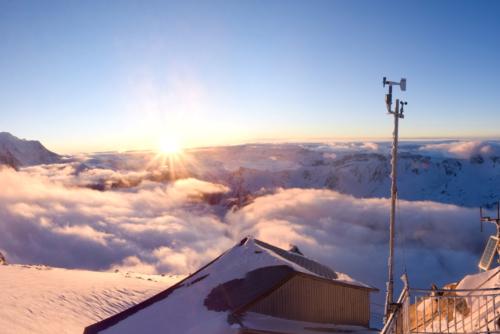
[382,77,407,323]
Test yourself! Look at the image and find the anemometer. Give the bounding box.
[383,77,407,117]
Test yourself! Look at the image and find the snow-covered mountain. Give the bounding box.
[74,141,500,208]
[208,148,500,208]
[0,132,60,168]
[7,137,498,207]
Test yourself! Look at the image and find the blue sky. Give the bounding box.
[1,0,499,153]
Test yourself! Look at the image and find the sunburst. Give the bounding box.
[158,136,182,155]
[146,135,189,180]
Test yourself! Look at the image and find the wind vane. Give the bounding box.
[382,76,407,324]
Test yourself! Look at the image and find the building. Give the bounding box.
[84,238,378,334]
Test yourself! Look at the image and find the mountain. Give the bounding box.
[155,143,497,208]
[213,150,500,208]
[76,142,500,208]
[0,132,61,168]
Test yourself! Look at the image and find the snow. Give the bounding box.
[414,267,500,333]
[98,238,373,334]
[0,132,60,167]
[456,266,499,290]
[0,264,181,334]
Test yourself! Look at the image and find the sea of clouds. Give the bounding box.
[312,139,500,159]
[0,140,498,305]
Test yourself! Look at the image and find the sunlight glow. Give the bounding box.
[149,135,191,180]
[158,136,182,155]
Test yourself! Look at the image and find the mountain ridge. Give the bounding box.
[0,132,60,168]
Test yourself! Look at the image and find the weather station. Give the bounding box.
[382,76,408,324]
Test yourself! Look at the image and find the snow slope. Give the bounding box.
[0,264,181,334]
[0,132,60,168]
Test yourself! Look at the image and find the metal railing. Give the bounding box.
[381,287,500,334]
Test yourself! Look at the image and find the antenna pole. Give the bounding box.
[497,201,500,228]
[382,78,407,323]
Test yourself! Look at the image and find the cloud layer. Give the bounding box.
[418,141,500,159]
[228,188,484,289]
[0,162,489,297]
[0,167,232,274]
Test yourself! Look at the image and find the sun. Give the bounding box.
[158,136,182,155]
[148,134,194,179]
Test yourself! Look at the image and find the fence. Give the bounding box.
[381,287,500,334]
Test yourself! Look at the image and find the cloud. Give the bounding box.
[110,256,158,275]
[360,142,380,151]
[322,152,337,159]
[308,142,382,153]
[419,141,500,159]
[0,157,490,304]
[309,140,500,160]
[226,188,484,290]
[0,167,232,274]
[52,225,112,246]
[223,187,487,320]
[22,159,176,191]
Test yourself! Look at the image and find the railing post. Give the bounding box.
[431,296,434,333]
[447,297,451,333]
[404,291,409,334]
[414,295,418,333]
[454,297,459,333]
[423,296,426,334]
[438,296,442,333]
[494,295,497,331]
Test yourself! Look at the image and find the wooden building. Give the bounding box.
[84,238,378,334]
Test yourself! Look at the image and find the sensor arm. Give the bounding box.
[383,77,407,114]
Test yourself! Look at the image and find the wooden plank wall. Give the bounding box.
[248,275,370,326]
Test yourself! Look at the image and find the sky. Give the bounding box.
[1,0,500,153]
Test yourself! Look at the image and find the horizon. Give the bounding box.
[1,1,500,153]
[2,2,500,333]
[5,130,500,155]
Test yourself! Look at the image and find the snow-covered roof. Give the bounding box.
[253,239,339,280]
[251,238,374,288]
[84,237,376,334]
[456,266,499,290]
